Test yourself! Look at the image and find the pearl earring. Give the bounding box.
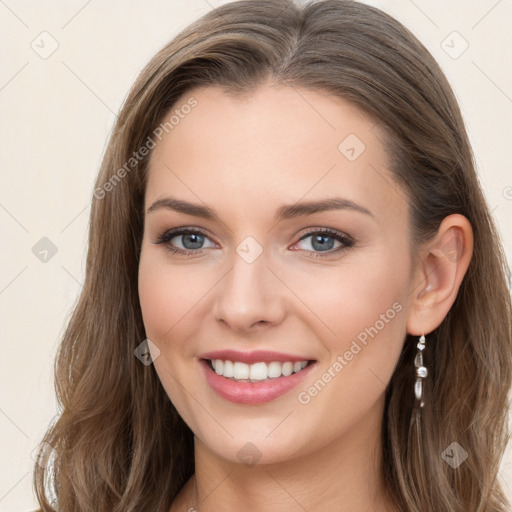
[414,334,428,407]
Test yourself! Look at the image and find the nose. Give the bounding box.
[212,244,287,333]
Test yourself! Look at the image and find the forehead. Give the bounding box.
[145,84,407,226]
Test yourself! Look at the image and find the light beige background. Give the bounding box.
[0,0,511,510]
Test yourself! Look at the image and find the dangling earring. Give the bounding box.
[414,334,428,407]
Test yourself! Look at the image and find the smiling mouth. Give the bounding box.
[205,358,314,382]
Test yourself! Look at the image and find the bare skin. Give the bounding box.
[137,82,473,512]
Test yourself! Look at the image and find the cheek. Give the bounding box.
[138,257,174,342]
[290,256,409,435]
[138,250,206,431]
[138,248,212,347]
[283,246,410,420]
[280,251,409,351]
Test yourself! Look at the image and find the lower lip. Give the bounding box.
[200,359,316,404]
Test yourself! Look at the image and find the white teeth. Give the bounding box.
[210,359,310,380]
[281,362,293,376]
[223,360,234,378]
[233,362,250,379]
[267,361,282,378]
[249,362,268,381]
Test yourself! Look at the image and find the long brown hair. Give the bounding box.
[33,1,512,510]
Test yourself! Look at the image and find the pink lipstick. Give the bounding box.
[199,350,316,404]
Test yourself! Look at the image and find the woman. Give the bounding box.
[33,0,512,511]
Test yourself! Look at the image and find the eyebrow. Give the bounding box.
[146,196,374,222]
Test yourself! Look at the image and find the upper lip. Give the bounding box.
[199,349,314,364]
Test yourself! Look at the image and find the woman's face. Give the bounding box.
[138,83,416,465]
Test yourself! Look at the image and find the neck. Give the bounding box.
[171,395,397,512]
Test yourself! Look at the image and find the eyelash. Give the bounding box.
[152,227,355,259]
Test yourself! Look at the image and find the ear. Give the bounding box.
[406,214,473,336]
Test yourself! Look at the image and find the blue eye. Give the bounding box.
[153,227,354,258]
[293,228,354,257]
[153,228,216,255]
